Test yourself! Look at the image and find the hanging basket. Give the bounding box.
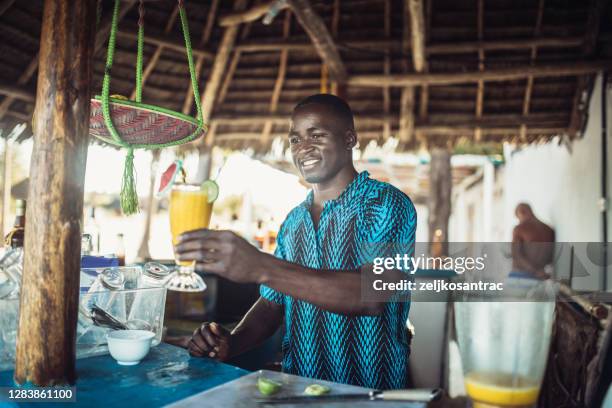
[89,0,206,215]
[90,97,203,148]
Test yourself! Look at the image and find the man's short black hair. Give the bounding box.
[293,94,355,130]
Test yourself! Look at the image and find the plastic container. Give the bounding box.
[454,278,556,408]
[0,286,167,370]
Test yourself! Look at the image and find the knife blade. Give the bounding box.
[256,388,442,404]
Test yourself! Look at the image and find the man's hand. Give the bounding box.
[175,229,269,283]
[188,322,232,361]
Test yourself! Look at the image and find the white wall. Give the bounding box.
[502,74,612,290]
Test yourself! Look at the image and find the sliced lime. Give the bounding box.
[304,384,331,396]
[200,179,219,203]
[257,377,282,396]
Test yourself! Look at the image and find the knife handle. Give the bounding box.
[376,388,443,402]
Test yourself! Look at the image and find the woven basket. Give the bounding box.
[90,97,204,148]
[88,0,205,215]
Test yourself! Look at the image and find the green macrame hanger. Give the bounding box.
[91,0,206,215]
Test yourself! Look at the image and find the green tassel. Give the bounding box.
[120,148,139,215]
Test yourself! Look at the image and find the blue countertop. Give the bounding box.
[0,343,249,407]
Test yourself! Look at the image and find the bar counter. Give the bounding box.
[0,343,248,407]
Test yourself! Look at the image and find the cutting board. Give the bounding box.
[166,369,427,408]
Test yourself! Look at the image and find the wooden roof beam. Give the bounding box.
[0,1,136,122]
[199,0,248,147]
[349,60,612,87]
[116,30,214,60]
[211,112,568,127]
[0,0,16,17]
[0,82,35,103]
[182,0,220,116]
[235,36,584,54]
[408,0,426,73]
[219,0,288,27]
[287,0,347,83]
[214,126,566,141]
[262,10,292,145]
[522,0,546,120]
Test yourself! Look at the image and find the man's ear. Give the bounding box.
[345,129,357,150]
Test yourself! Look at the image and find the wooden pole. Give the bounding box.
[137,150,161,262]
[14,0,96,386]
[0,136,12,237]
[428,148,451,255]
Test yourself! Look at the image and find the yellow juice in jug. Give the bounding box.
[170,185,213,266]
[464,371,540,408]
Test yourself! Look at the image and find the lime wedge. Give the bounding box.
[257,377,282,396]
[200,179,219,203]
[304,384,331,396]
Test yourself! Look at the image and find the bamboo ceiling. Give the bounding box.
[0,0,611,152]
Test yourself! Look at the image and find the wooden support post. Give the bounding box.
[428,147,451,255]
[0,136,12,237]
[382,0,391,140]
[287,0,347,84]
[399,87,415,143]
[14,0,96,386]
[474,0,485,142]
[136,150,161,262]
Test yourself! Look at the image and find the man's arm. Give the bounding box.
[258,255,405,317]
[229,297,284,357]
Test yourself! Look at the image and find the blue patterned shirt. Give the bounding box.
[260,171,417,389]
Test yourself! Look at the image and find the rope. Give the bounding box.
[120,148,139,215]
[135,0,145,103]
[178,0,205,141]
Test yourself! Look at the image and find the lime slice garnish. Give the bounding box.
[257,377,282,396]
[200,179,219,203]
[304,384,331,396]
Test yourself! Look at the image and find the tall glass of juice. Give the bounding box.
[166,183,214,292]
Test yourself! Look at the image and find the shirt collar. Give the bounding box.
[300,170,370,210]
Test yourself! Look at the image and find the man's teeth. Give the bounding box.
[302,159,320,166]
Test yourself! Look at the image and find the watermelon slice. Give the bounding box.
[157,160,183,197]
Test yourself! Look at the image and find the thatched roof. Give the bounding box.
[0,0,611,152]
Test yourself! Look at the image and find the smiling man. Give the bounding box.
[176,94,417,389]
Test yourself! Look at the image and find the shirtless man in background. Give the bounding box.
[512,203,555,279]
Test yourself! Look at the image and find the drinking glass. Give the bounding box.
[166,183,214,292]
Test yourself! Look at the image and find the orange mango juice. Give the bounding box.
[170,185,213,266]
[465,372,540,408]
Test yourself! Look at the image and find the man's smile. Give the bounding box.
[298,156,322,170]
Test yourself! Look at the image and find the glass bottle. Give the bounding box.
[84,206,101,254]
[5,199,25,249]
[115,233,126,266]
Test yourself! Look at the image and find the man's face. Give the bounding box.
[288,104,354,184]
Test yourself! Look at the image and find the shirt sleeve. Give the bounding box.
[259,223,286,305]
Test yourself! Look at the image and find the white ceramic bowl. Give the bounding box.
[106,330,155,366]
